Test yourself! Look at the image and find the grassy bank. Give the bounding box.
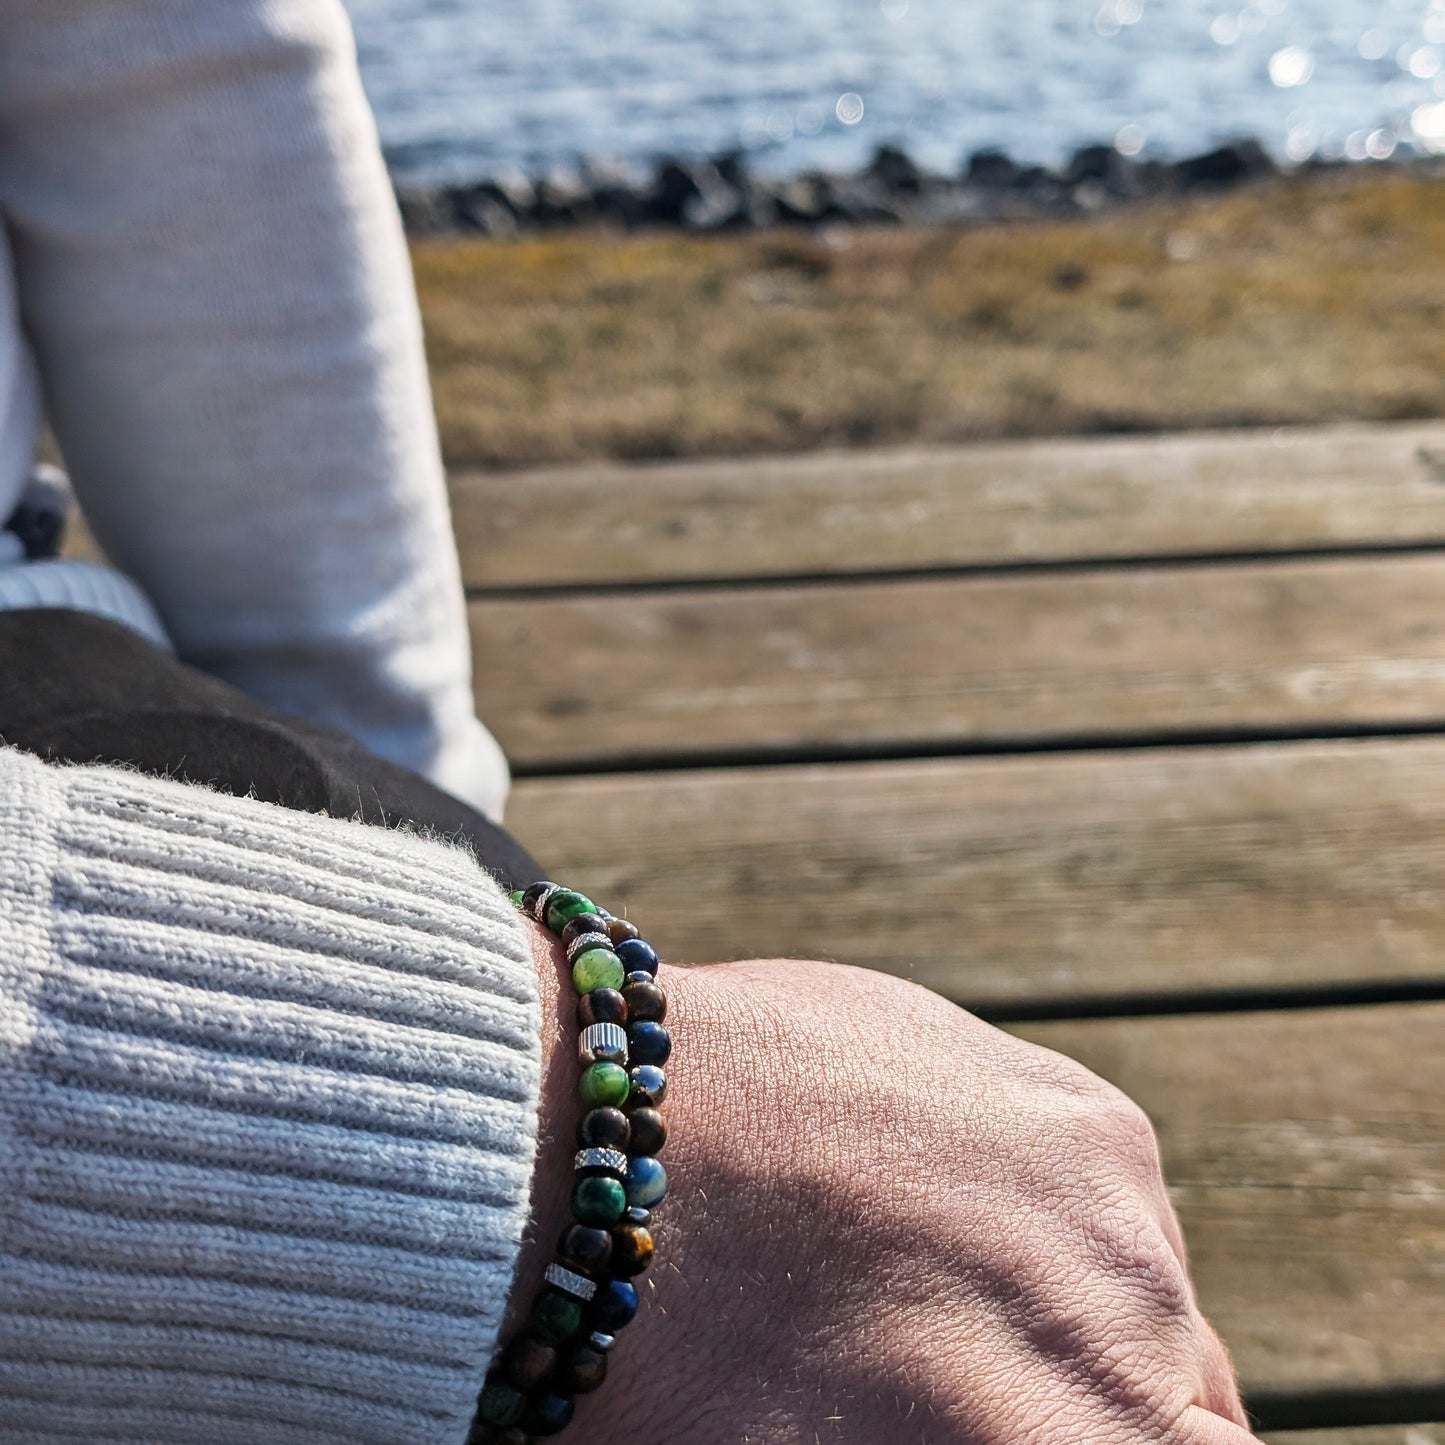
[414,166,1445,470]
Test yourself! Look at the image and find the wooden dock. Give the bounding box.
[460,421,1445,1440]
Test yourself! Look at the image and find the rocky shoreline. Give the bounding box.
[395,140,1442,239]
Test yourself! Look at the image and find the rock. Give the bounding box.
[966,148,1022,188]
[865,143,925,195]
[764,174,836,226]
[1173,139,1277,190]
[531,167,593,227]
[646,159,723,225]
[446,183,522,236]
[394,186,455,235]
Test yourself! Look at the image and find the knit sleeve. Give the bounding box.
[0,745,542,1445]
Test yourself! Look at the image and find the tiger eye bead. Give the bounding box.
[558,1342,609,1394]
[502,1334,557,1391]
[614,938,659,977]
[610,1221,655,1276]
[559,1223,613,1275]
[544,889,597,934]
[627,1064,667,1108]
[626,1106,667,1157]
[578,988,628,1028]
[627,1020,671,1067]
[579,1061,630,1109]
[621,978,667,1023]
[562,913,610,949]
[605,916,640,946]
[577,1105,631,1150]
[572,947,625,994]
[522,1392,576,1437]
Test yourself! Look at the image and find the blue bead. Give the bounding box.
[626,1154,668,1209]
[614,938,659,977]
[591,1278,639,1332]
[627,1021,672,1067]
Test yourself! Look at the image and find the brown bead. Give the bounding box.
[626,1106,667,1157]
[620,978,666,1023]
[610,1222,655,1276]
[558,1341,610,1394]
[605,916,640,946]
[578,988,628,1028]
[502,1334,557,1391]
[559,1223,613,1275]
[577,1105,631,1150]
[467,1425,528,1445]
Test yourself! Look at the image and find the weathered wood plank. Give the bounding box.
[506,737,1445,1009]
[1263,1431,1445,1444]
[1011,1005,1445,1403]
[453,423,1445,589]
[474,553,1445,767]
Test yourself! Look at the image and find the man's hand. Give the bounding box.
[510,940,1259,1443]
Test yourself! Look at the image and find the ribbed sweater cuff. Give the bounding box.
[0,747,541,1444]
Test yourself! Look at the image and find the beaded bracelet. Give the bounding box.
[468,882,671,1444]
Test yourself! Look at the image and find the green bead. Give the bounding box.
[478,1380,528,1426]
[579,1061,630,1109]
[544,889,597,933]
[572,946,625,994]
[572,1174,627,1226]
[530,1290,584,1344]
[508,889,525,909]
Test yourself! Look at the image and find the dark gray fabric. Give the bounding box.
[0,608,544,888]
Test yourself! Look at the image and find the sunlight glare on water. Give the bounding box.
[344,0,1445,181]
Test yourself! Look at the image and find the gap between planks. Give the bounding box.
[506,735,1445,1010]
[1012,1004,1445,1423]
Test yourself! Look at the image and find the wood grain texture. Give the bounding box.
[1264,1431,1445,1444]
[506,737,1445,1009]
[1011,1005,1445,1401]
[453,423,1445,589]
[472,554,1445,768]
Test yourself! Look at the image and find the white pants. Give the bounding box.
[0,0,510,820]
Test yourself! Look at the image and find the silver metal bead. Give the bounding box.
[565,931,613,963]
[529,882,560,922]
[574,1147,628,1176]
[578,1022,628,1067]
[544,1263,598,1302]
[587,1331,616,1353]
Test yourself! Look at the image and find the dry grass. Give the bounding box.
[413,166,1445,469]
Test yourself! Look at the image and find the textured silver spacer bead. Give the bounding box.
[529,882,560,922]
[587,1331,616,1353]
[578,1022,628,1066]
[544,1263,598,1302]
[574,1147,629,1175]
[565,931,613,963]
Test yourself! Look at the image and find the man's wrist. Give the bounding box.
[500,917,577,1339]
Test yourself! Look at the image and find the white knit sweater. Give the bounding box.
[0,744,541,1444]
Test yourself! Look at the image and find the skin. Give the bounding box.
[504,920,1261,1444]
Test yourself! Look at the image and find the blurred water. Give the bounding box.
[345,0,1445,183]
